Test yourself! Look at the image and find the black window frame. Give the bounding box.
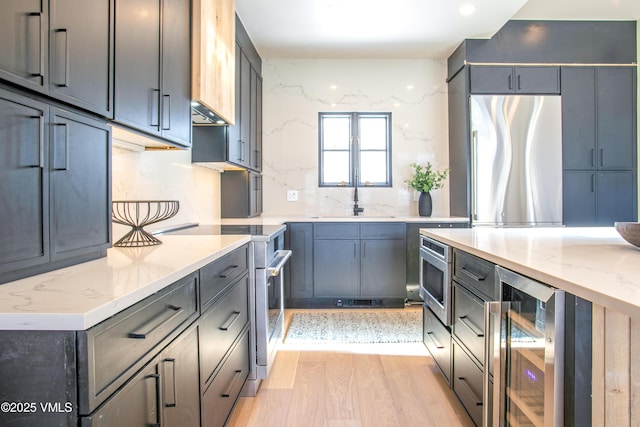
[318,112,392,187]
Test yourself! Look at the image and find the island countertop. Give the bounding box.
[0,234,251,331]
[420,227,640,320]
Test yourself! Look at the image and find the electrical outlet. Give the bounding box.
[287,190,298,202]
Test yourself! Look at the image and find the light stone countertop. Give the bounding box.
[0,234,250,331]
[220,215,470,225]
[420,227,640,320]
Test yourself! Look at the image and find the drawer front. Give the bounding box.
[453,283,485,366]
[199,274,249,385]
[200,244,248,310]
[360,223,405,239]
[314,223,359,239]
[83,272,198,413]
[423,305,452,384]
[453,249,497,300]
[201,328,250,427]
[452,341,484,427]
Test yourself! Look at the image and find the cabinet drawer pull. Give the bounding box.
[426,331,445,349]
[591,148,596,167]
[508,74,512,90]
[458,315,484,338]
[128,304,183,339]
[222,370,243,397]
[461,266,486,282]
[219,311,241,331]
[457,376,483,406]
[163,358,177,408]
[219,265,239,278]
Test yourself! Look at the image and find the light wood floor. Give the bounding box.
[227,308,473,427]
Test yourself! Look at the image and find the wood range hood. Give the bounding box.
[192,0,236,126]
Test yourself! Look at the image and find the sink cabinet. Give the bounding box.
[313,223,406,302]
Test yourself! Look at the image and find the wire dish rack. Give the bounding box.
[112,200,179,247]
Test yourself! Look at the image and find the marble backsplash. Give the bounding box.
[261,58,451,217]
[111,146,221,237]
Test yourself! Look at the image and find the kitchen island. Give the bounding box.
[420,226,640,427]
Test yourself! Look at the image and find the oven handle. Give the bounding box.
[266,250,292,277]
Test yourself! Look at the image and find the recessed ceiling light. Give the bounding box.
[406,85,414,90]
[330,84,338,90]
[459,3,476,16]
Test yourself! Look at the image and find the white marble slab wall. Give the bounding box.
[111,147,221,238]
[262,58,450,217]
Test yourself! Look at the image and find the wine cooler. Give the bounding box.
[490,266,565,427]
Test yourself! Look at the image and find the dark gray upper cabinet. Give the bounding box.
[50,107,111,262]
[596,67,636,170]
[49,0,114,117]
[469,65,560,94]
[114,0,190,147]
[562,66,636,171]
[0,88,111,284]
[220,170,262,218]
[0,1,48,93]
[0,91,49,277]
[0,1,113,118]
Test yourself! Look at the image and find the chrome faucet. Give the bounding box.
[353,168,364,216]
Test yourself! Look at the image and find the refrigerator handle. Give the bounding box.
[471,130,479,221]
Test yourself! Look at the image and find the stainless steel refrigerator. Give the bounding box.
[470,95,563,227]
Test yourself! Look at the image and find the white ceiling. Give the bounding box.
[235,0,640,59]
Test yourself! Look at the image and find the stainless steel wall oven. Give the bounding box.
[419,235,453,326]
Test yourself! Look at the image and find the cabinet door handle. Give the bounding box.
[426,331,445,349]
[128,304,183,339]
[219,311,241,331]
[222,370,243,397]
[461,266,486,282]
[163,358,177,408]
[507,74,512,90]
[591,173,595,193]
[219,265,239,278]
[517,74,521,91]
[54,29,69,87]
[591,148,596,167]
[144,373,161,427]
[457,376,483,406]
[52,123,69,171]
[458,315,484,338]
[27,12,43,78]
[150,89,160,128]
[353,242,357,258]
[162,94,171,130]
[27,115,44,168]
[363,242,366,258]
[600,148,604,167]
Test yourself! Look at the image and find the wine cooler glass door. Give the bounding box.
[494,266,564,427]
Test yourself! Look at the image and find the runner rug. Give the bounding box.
[284,310,422,344]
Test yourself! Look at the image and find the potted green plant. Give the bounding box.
[406,162,450,217]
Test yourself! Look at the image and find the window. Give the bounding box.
[318,112,392,187]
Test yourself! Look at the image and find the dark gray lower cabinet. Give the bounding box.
[314,239,360,298]
[0,88,111,284]
[563,170,636,226]
[423,305,452,384]
[312,223,406,304]
[452,341,485,427]
[82,325,200,427]
[285,223,314,301]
